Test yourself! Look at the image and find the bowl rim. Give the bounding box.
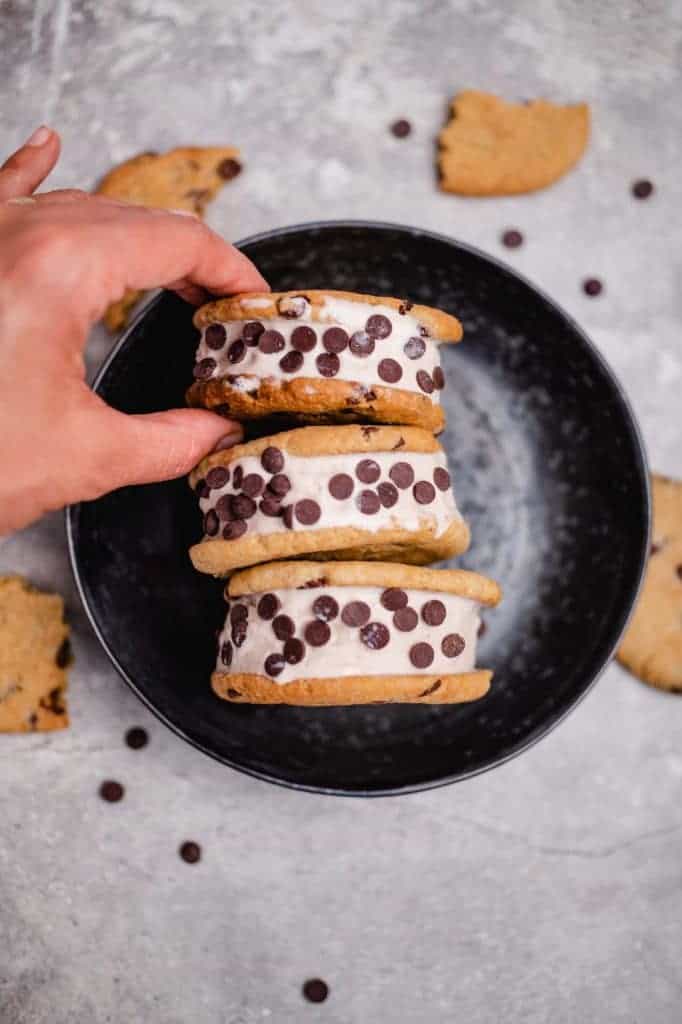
[66,218,651,797]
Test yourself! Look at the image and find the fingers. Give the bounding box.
[0,126,60,202]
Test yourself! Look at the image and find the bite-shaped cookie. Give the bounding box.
[213,561,501,705]
[0,576,71,732]
[617,474,682,692]
[186,290,463,433]
[189,425,469,575]
[438,91,589,196]
[96,146,242,331]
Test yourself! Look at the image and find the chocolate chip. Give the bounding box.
[99,780,124,803]
[227,338,245,363]
[404,336,425,360]
[366,314,392,338]
[222,519,247,540]
[341,601,371,627]
[356,459,380,484]
[206,466,229,489]
[231,493,257,518]
[329,473,354,500]
[55,638,71,668]
[282,505,294,529]
[323,327,349,353]
[433,467,450,491]
[272,614,295,640]
[432,366,445,390]
[413,481,436,505]
[313,595,339,621]
[399,300,414,314]
[304,620,331,646]
[205,323,227,350]
[677,565,682,581]
[360,622,390,650]
[232,465,244,489]
[393,606,418,631]
[259,329,285,353]
[650,542,661,556]
[300,577,327,589]
[283,638,305,664]
[265,653,285,677]
[422,599,446,626]
[295,499,321,525]
[226,688,241,698]
[193,357,216,380]
[381,588,408,610]
[502,229,523,248]
[378,358,402,383]
[217,158,241,179]
[416,370,434,394]
[390,119,411,138]
[257,593,280,620]
[442,633,465,657]
[241,473,264,497]
[389,462,414,489]
[231,603,248,624]
[204,509,219,536]
[125,727,148,749]
[279,350,304,373]
[357,489,380,515]
[302,979,329,1004]
[583,278,603,297]
[259,494,282,516]
[261,447,284,473]
[215,494,234,521]
[231,618,247,648]
[195,478,209,498]
[632,179,654,199]
[410,642,434,669]
[243,320,265,345]
[477,620,487,638]
[349,330,375,357]
[291,325,317,352]
[418,681,441,697]
[316,352,340,377]
[277,294,309,318]
[268,473,291,496]
[377,481,399,508]
[178,841,202,865]
[220,640,233,666]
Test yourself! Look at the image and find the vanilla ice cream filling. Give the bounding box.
[194,296,447,401]
[197,449,460,542]
[217,585,481,683]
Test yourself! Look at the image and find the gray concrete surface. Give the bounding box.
[1,1,681,1021]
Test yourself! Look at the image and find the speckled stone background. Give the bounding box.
[1,2,681,1022]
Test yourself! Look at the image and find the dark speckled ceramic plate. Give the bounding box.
[67,222,650,795]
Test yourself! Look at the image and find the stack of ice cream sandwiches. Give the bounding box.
[187,290,501,705]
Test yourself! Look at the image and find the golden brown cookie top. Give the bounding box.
[228,560,502,606]
[194,290,463,343]
[438,90,589,196]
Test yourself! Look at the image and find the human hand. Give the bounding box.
[0,127,268,534]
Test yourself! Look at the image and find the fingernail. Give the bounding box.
[168,207,199,218]
[25,125,51,147]
[213,429,243,453]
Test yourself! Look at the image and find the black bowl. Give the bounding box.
[67,222,649,796]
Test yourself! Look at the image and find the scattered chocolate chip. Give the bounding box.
[302,979,329,1004]
[55,638,72,668]
[220,641,233,666]
[413,481,436,505]
[357,489,380,515]
[291,325,317,352]
[283,638,305,664]
[323,327,349,353]
[217,158,241,180]
[433,467,450,491]
[206,466,229,490]
[231,618,247,648]
[261,447,284,473]
[410,642,434,669]
[341,601,371,627]
[316,352,340,377]
[294,499,321,525]
[231,493,257,519]
[329,473,354,500]
[179,840,202,864]
[194,478,209,498]
[193,357,216,380]
[204,509,219,536]
[390,118,411,138]
[215,494,234,521]
[502,229,523,248]
[404,336,425,360]
[205,323,227,350]
[304,620,331,647]
[389,461,414,489]
[377,481,399,508]
[393,606,418,631]
[278,294,309,318]
[259,494,282,516]
[241,473,264,498]
[99,780,124,803]
[432,366,445,390]
[259,329,285,353]
[583,278,603,297]
[265,653,285,677]
[399,300,414,314]
[227,338,245,363]
[416,369,434,394]
[282,505,294,529]
[222,519,247,540]
[232,465,244,489]
[272,614,295,640]
[269,474,291,496]
[243,321,265,345]
[381,588,408,610]
[125,726,148,749]
[301,577,327,589]
[257,593,280,620]
[313,595,339,621]
[422,599,446,626]
[349,330,375,357]
[360,622,390,650]
[632,179,654,199]
[279,350,304,373]
[477,620,487,638]
[366,314,392,339]
[378,358,402,383]
[356,458,381,484]
[418,681,441,697]
[442,633,465,657]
